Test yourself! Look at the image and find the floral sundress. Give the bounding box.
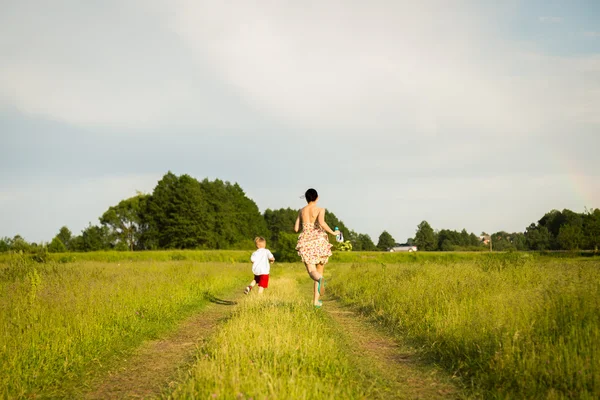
[296,222,333,265]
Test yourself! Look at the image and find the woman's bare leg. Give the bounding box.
[313,263,325,305]
[304,263,322,281]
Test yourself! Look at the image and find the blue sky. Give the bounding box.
[500,1,600,59]
[1,0,599,244]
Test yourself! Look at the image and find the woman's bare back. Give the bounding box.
[300,204,322,226]
[295,204,336,236]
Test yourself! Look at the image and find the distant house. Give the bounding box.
[388,243,418,252]
[479,235,490,245]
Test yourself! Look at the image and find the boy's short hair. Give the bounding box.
[254,236,266,245]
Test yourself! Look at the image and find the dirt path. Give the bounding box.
[84,294,240,400]
[83,283,461,399]
[323,298,461,399]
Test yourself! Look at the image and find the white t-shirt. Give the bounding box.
[251,248,274,275]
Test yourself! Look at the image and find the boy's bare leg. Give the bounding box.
[257,286,264,294]
[244,280,256,294]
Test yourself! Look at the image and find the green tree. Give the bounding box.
[459,229,470,247]
[437,229,461,251]
[491,231,516,251]
[415,221,436,251]
[81,224,111,251]
[143,173,268,250]
[440,239,453,251]
[536,209,584,250]
[145,173,213,249]
[525,224,551,250]
[56,226,73,250]
[69,235,85,252]
[377,231,395,251]
[0,237,9,252]
[275,232,300,262]
[11,235,30,252]
[583,208,600,250]
[201,179,269,249]
[353,233,377,251]
[100,193,149,251]
[264,208,298,246]
[537,209,564,249]
[511,232,528,251]
[527,208,600,251]
[47,237,67,253]
[557,224,584,250]
[469,233,482,247]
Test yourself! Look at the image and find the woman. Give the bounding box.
[294,188,338,307]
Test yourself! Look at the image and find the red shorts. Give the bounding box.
[254,274,269,288]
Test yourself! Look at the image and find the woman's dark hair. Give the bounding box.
[305,188,318,203]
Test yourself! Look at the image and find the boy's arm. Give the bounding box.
[268,250,275,263]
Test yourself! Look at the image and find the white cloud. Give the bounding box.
[164,1,599,136]
[1,1,599,153]
[0,1,254,132]
[167,1,508,132]
[1,1,598,139]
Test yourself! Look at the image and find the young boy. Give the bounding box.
[244,236,275,295]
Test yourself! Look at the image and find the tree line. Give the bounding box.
[0,173,381,254]
[413,208,600,252]
[1,173,598,253]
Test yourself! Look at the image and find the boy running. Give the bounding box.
[244,236,275,295]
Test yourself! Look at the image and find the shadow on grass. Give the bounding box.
[204,292,238,305]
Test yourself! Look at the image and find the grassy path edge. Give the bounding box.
[323,297,463,399]
[84,293,242,399]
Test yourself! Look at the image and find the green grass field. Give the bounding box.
[0,252,248,398]
[1,251,598,398]
[328,253,600,398]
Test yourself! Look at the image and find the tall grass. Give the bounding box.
[327,254,600,398]
[0,254,248,398]
[2,249,595,266]
[0,249,252,265]
[169,274,391,399]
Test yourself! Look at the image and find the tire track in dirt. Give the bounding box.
[84,294,241,400]
[323,298,462,399]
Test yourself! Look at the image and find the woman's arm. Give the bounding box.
[294,210,301,233]
[317,208,337,236]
